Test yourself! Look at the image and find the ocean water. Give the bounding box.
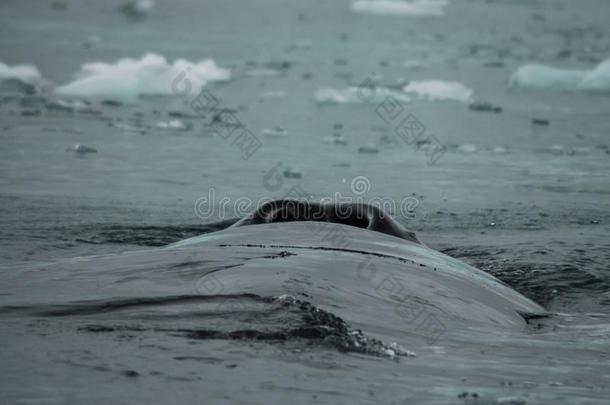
[1,0,609,403]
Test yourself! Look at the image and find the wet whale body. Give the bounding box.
[0,200,547,359]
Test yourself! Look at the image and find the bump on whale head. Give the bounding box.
[231,199,421,244]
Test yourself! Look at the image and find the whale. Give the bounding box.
[0,200,547,356]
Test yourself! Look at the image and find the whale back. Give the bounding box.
[0,221,546,345]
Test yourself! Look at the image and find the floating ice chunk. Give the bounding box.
[314,86,410,104]
[0,62,41,85]
[403,59,428,70]
[351,0,448,17]
[45,99,98,114]
[56,53,230,99]
[404,80,473,102]
[67,143,97,155]
[262,127,289,137]
[155,119,191,131]
[457,144,477,153]
[510,65,586,90]
[260,90,286,99]
[322,134,348,145]
[0,62,43,93]
[111,121,146,134]
[580,59,610,92]
[510,58,610,93]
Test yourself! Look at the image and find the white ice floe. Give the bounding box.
[262,127,289,137]
[457,144,477,153]
[56,53,230,99]
[0,62,42,85]
[492,146,508,154]
[322,134,348,145]
[403,59,428,70]
[155,119,190,131]
[351,0,448,17]
[510,58,610,93]
[314,86,410,104]
[403,80,473,102]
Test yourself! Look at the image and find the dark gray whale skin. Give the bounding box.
[0,201,547,346]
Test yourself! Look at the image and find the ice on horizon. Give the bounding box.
[314,86,410,104]
[0,62,42,85]
[403,80,473,102]
[55,53,230,99]
[351,0,448,17]
[510,58,610,93]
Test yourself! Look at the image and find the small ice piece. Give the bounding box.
[120,0,155,20]
[388,342,416,357]
[351,0,448,17]
[262,126,289,137]
[155,119,190,130]
[402,59,428,70]
[468,100,502,113]
[111,121,146,134]
[457,144,477,153]
[45,99,96,113]
[67,143,97,155]
[276,294,297,303]
[314,86,410,104]
[404,80,473,102]
[358,144,379,154]
[260,90,286,99]
[492,146,508,154]
[510,58,610,93]
[56,53,230,99]
[322,134,348,145]
[283,167,302,179]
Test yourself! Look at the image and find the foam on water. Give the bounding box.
[510,58,610,93]
[403,80,473,102]
[314,86,410,104]
[55,53,230,99]
[351,0,448,17]
[0,62,41,85]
